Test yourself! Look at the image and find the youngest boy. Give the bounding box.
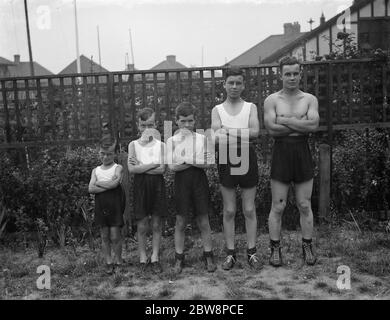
[166,102,217,274]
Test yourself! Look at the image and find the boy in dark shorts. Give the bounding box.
[167,102,217,274]
[88,136,125,275]
[264,56,319,267]
[128,108,167,273]
[211,66,261,270]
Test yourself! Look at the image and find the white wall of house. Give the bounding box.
[374,0,386,16]
[306,38,318,60]
[295,0,388,61]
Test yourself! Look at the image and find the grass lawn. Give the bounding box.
[1,224,389,300]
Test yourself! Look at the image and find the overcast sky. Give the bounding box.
[0,0,353,73]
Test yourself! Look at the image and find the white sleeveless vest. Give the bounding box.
[216,101,252,128]
[95,163,118,182]
[133,139,163,164]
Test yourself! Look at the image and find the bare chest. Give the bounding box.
[275,94,309,117]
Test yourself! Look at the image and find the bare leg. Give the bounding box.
[241,187,257,249]
[151,215,162,263]
[294,179,314,239]
[196,214,212,252]
[221,186,237,250]
[174,215,186,254]
[100,227,112,264]
[137,217,149,263]
[268,179,290,241]
[110,227,123,264]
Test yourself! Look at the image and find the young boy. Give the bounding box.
[166,102,217,274]
[88,136,125,275]
[127,108,167,273]
[211,66,261,270]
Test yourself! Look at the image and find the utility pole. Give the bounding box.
[74,0,81,74]
[97,25,102,72]
[129,28,135,66]
[201,45,204,67]
[24,0,34,76]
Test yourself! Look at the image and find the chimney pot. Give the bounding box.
[167,55,176,63]
[14,54,20,64]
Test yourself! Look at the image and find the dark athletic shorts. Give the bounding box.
[216,143,258,189]
[94,185,125,227]
[133,174,167,220]
[271,135,314,184]
[175,166,211,217]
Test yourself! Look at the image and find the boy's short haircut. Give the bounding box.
[224,66,245,81]
[137,107,155,121]
[99,134,118,152]
[279,56,301,73]
[175,102,197,119]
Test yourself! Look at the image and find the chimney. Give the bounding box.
[320,12,326,25]
[166,55,176,63]
[14,54,20,64]
[127,64,135,71]
[283,22,301,36]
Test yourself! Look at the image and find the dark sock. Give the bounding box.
[247,247,257,255]
[270,239,281,248]
[302,238,312,245]
[175,252,184,261]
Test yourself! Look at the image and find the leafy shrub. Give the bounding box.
[332,128,390,215]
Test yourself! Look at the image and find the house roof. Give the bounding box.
[58,54,109,74]
[262,0,375,63]
[7,61,53,76]
[228,32,307,66]
[0,57,15,66]
[151,55,187,70]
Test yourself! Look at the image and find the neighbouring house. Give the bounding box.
[58,54,109,74]
[0,57,15,78]
[0,54,53,78]
[151,55,187,70]
[262,0,390,63]
[228,22,307,66]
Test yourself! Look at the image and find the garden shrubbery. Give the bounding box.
[1,129,389,249]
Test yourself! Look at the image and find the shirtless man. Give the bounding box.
[211,67,261,270]
[264,56,319,267]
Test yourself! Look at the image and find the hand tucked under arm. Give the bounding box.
[88,184,107,194]
[276,115,318,133]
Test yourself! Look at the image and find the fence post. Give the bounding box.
[319,144,331,222]
[107,73,115,136]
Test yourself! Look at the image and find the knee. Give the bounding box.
[101,232,110,243]
[110,233,121,244]
[175,216,186,232]
[297,200,311,216]
[197,216,211,232]
[224,207,236,220]
[271,200,286,216]
[272,200,286,215]
[137,220,148,235]
[243,205,256,219]
[152,220,161,233]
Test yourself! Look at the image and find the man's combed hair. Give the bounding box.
[279,56,301,72]
[137,107,155,121]
[224,66,245,81]
[175,102,197,119]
